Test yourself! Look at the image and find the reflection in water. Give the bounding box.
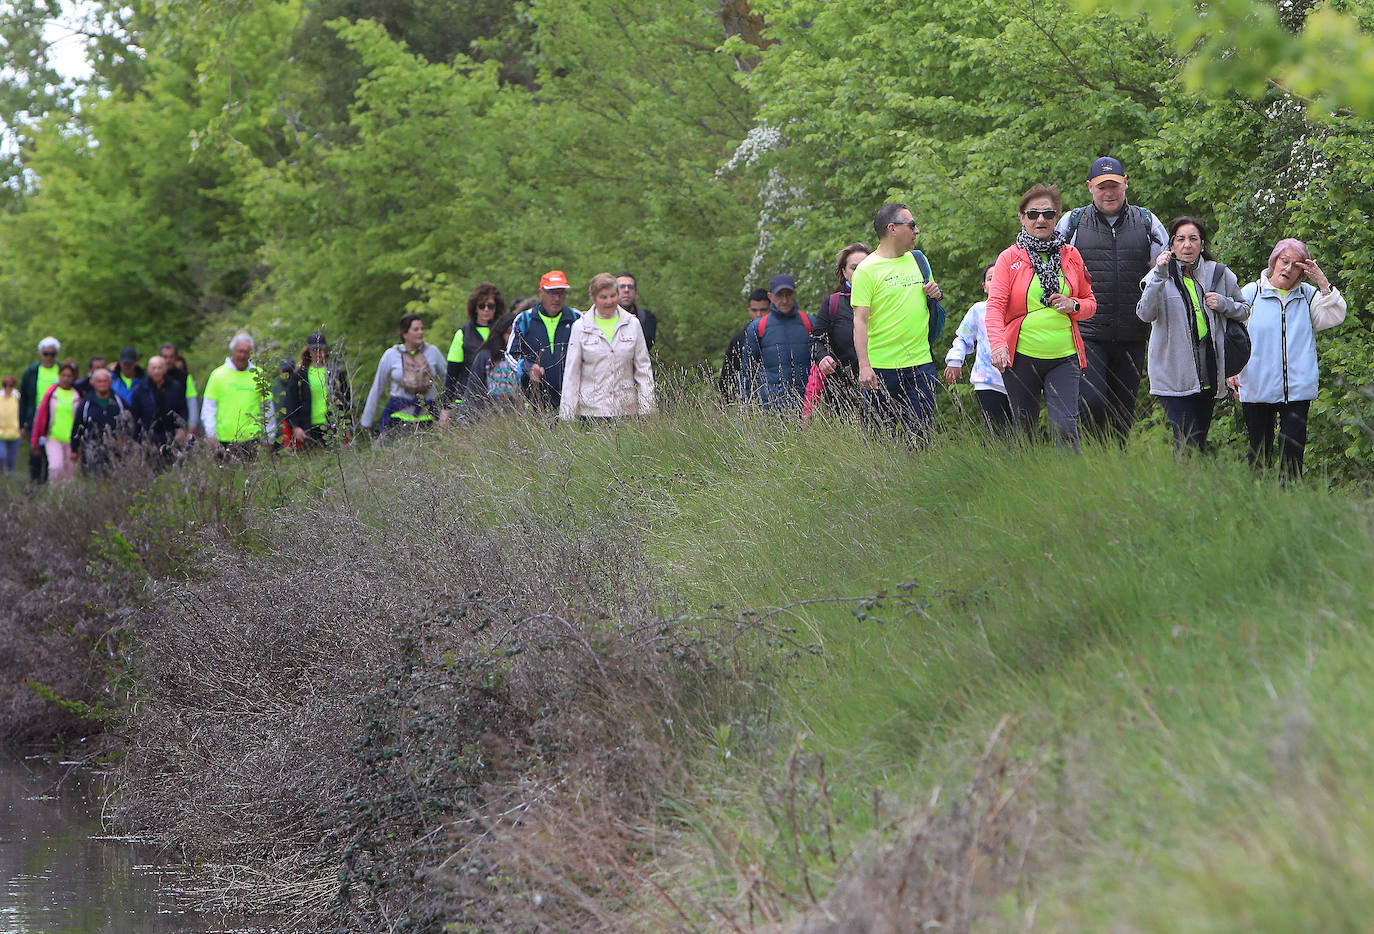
[0,754,262,933]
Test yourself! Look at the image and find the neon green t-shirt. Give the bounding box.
[593,313,618,343]
[48,387,75,443]
[1182,277,1208,339]
[541,312,561,353]
[185,374,198,399]
[205,364,266,441]
[849,253,931,368]
[36,364,59,400]
[1016,267,1075,360]
[448,325,494,363]
[308,366,328,426]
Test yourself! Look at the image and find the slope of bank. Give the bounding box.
[7,395,1374,931]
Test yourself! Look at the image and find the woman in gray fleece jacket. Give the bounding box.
[1136,216,1249,451]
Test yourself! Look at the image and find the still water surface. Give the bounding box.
[0,753,265,933]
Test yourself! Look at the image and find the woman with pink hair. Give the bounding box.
[1227,238,1346,478]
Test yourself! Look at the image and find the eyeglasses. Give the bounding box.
[477,301,497,310]
[890,221,918,230]
[41,351,56,356]
[1022,209,1059,220]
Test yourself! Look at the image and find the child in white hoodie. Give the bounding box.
[943,264,1011,435]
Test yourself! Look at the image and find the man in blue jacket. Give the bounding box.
[510,270,580,410]
[740,274,811,411]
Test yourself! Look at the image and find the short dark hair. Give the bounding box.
[88,355,105,368]
[1018,184,1062,215]
[398,313,424,336]
[873,203,909,240]
[1167,215,1215,262]
[748,288,769,304]
[983,263,996,278]
[615,272,637,285]
[58,360,78,377]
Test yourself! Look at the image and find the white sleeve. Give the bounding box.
[201,396,218,438]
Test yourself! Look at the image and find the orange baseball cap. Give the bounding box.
[539,270,570,290]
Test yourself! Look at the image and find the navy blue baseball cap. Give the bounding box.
[1087,156,1126,183]
[768,273,797,293]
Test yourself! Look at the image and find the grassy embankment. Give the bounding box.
[24,380,1374,930]
[417,388,1374,930]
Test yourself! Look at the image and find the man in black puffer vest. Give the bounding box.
[1057,156,1168,443]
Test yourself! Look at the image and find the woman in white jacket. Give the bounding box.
[1226,238,1346,478]
[558,273,655,421]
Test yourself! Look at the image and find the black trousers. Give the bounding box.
[1004,354,1081,451]
[975,389,1013,436]
[1241,401,1310,479]
[1080,339,1147,444]
[1156,339,1218,453]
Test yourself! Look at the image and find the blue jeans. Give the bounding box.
[0,438,18,474]
[862,363,938,442]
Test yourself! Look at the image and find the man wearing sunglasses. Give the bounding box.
[1056,156,1169,444]
[19,336,63,484]
[851,202,945,440]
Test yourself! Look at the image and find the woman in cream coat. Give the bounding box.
[559,273,655,420]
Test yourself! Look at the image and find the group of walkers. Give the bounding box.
[725,156,1346,476]
[1,157,1350,484]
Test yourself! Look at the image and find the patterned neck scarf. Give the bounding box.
[1015,229,1068,298]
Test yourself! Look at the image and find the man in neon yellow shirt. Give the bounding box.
[851,203,945,440]
[203,332,273,459]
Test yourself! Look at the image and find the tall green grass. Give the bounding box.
[171,390,1374,929]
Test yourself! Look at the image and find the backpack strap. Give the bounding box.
[1065,206,1087,243]
[829,292,840,317]
[757,309,812,339]
[911,250,932,282]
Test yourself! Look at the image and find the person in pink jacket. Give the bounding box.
[987,184,1097,450]
[30,361,81,483]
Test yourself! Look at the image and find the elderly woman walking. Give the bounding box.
[558,273,655,421]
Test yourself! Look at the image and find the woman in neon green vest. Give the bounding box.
[30,361,80,483]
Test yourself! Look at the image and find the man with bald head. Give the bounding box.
[131,354,189,468]
[72,367,132,475]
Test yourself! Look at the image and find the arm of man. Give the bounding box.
[853,304,875,389]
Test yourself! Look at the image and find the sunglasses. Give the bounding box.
[41,350,57,356]
[476,301,497,310]
[1022,209,1059,220]
[890,220,918,229]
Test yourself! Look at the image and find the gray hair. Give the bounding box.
[37,336,60,353]
[228,331,255,352]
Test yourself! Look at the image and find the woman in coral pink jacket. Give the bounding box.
[987,184,1096,450]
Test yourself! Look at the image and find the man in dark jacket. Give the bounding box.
[130,354,188,468]
[719,289,770,404]
[74,356,108,397]
[72,368,132,475]
[111,346,145,406]
[616,272,659,353]
[740,274,812,410]
[511,270,580,410]
[1057,156,1169,443]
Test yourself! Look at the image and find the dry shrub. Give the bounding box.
[109,454,769,931]
[789,716,1040,934]
[0,463,163,744]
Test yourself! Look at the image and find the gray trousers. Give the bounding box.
[1004,353,1081,451]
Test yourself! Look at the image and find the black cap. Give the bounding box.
[306,331,328,350]
[119,346,138,364]
[279,359,295,372]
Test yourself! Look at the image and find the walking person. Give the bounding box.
[616,272,659,353]
[943,264,1012,435]
[740,274,812,412]
[1228,238,1346,479]
[0,375,20,476]
[19,336,62,484]
[462,312,524,414]
[71,368,132,476]
[203,332,273,459]
[1057,156,1169,443]
[131,354,190,468]
[285,332,353,447]
[808,242,870,418]
[111,347,145,406]
[987,184,1097,450]
[446,282,505,403]
[851,203,945,440]
[360,314,450,435]
[559,273,656,421]
[1136,217,1250,452]
[509,270,580,411]
[718,289,771,404]
[30,360,81,483]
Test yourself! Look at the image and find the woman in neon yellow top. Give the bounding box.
[1136,216,1250,452]
[32,361,81,483]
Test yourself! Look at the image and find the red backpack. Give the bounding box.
[756,309,812,339]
